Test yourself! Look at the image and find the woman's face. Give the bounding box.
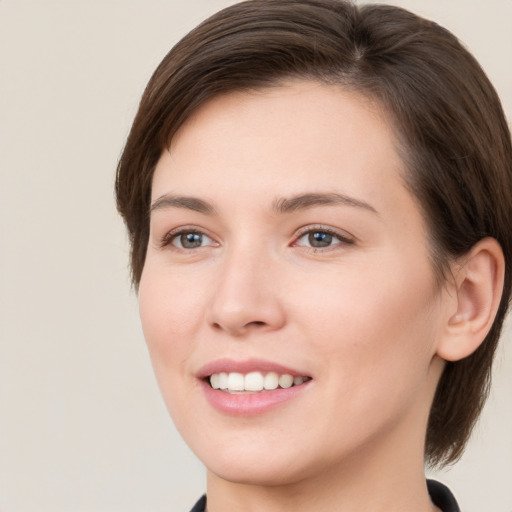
[139,81,450,485]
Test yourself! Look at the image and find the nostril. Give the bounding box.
[211,319,267,335]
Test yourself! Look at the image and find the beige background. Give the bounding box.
[0,1,510,511]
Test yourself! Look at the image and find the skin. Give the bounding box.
[139,81,455,512]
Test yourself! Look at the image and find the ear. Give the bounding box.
[436,237,505,362]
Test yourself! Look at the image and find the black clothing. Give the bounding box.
[427,479,460,512]
[189,495,206,512]
[188,479,460,512]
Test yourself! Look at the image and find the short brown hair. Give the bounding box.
[116,0,512,466]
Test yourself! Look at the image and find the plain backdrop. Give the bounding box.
[0,1,511,511]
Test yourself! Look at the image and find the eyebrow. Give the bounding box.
[150,194,216,215]
[149,191,377,217]
[272,192,378,214]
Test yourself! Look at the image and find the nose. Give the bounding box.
[206,246,286,337]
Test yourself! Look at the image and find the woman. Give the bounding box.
[116,1,512,510]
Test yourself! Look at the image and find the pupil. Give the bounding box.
[309,232,332,247]
[181,232,202,248]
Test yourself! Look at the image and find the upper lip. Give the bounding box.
[197,358,310,379]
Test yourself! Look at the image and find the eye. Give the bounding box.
[166,230,216,249]
[294,227,353,249]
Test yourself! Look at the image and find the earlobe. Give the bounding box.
[436,237,505,362]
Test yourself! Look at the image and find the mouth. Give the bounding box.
[198,360,313,415]
[207,371,312,394]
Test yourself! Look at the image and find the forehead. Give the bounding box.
[154,81,406,201]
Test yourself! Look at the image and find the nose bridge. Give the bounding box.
[207,238,284,336]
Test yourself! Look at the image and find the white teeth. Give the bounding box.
[245,371,264,391]
[279,374,294,389]
[264,372,279,390]
[210,373,220,389]
[227,372,244,391]
[218,372,228,390]
[208,371,309,392]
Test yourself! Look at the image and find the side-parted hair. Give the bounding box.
[116,0,512,466]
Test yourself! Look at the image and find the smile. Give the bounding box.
[209,371,311,393]
[198,359,313,415]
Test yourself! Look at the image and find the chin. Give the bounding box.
[182,430,311,486]
[207,456,310,487]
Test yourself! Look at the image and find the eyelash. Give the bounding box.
[293,225,354,251]
[160,227,216,250]
[160,225,354,251]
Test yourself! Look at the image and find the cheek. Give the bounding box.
[294,256,439,389]
[138,267,208,431]
[138,267,204,375]
[290,266,440,454]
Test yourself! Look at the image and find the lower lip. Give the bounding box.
[200,379,311,416]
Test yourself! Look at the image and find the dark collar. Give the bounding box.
[189,494,206,512]
[427,479,460,512]
[189,480,460,512]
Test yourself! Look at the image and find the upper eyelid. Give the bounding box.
[293,224,355,242]
[160,226,217,247]
[292,228,355,253]
[174,232,216,249]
